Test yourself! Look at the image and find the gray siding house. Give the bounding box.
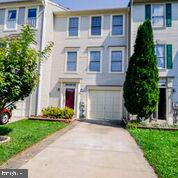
[0,0,178,124]
[0,0,67,118]
[131,0,178,124]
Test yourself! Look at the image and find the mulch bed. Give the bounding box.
[28,116,76,123]
[137,125,178,131]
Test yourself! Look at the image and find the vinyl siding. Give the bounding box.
[48,13,129,109]
[131,2,178,104]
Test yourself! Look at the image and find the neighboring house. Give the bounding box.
[130,0,178,124]
[0,0,67,118]
[0,0,178,124]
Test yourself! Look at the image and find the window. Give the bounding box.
[68,17,79,37]
[155,45,165,69]
[6,9,17,30]
[89,51,101,72]
[67,52,77,72]
[91,16,102,36]
[27,8,37,28]
[152,5,164,27]
[110,50,123,72]
[112,15,123,36]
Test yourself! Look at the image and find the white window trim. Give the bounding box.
[109,47,125,74]
[89,15,103,38]
[65,48,79,74]
[25,6,39,30]
[4,8,19,32]
[151,4,166,29]
[110,14,125,37]
[87,48,103,73]
[155,43,167,70]
[67,16,80,38]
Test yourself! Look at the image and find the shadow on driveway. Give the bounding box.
[78,119,124,128]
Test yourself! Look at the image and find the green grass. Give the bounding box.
[0,119,67,165]
[129,129,178,178]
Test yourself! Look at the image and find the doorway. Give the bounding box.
[158,88,166,120]
[65,88,75,109]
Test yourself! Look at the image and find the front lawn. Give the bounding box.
[129,129,178,178]
[0,120,67,165]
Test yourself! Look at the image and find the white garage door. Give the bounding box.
[12,100,26,118]
[88,90,122,120]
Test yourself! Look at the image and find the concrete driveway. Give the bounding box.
[20,120,157,178]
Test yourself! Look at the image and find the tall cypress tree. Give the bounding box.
[123,20,159,120]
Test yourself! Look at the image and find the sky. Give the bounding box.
[52,0,130,10]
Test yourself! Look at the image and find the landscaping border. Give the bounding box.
[28,117,76,123]
[137,126,178,131]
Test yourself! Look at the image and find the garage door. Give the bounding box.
[88,90,122,120]
[12,100,26,118]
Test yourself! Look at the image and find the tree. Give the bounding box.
[0,25,53,111]
[123,20,159,120]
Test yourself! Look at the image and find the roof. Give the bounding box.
[54,7,129,17]
[48,0,69,10]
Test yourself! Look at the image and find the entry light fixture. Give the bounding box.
[80,88,85,93]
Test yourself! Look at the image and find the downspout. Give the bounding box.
[35,2,46,115]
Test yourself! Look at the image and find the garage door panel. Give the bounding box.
[12,100,26,118]
[89,90,122,120]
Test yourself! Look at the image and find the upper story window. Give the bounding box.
[27,8,37,28]
[111,15,124,36]
[155,45,165,69]
[5,9,17,30]
[110,49,123,73]
[68,17,79,37]
[152,5,164,27]
[66,51,77,72]
[91,16,102,36]
[89,51,101,72]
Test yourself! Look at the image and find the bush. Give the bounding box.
[42,107,74,119]
[123,20,159,120]
[126,120,141,129]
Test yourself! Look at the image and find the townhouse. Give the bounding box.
[44,8,129,120]
[130,0,178,124]
[0,0,178,124]
[0,0,67,118]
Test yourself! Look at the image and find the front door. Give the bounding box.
[158,88,166,120]
[65,88,75,109]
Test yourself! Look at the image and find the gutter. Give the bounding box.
[54,7,129,17]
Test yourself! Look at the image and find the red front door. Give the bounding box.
[65,88,75,109]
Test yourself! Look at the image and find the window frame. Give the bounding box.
[65,49,79,73]
[89,15,103,37]
[155,44,167,70]
[151,4,165,28]
[25,6,39,29]
[4,8,19,31]
[87,48,103,73]
[67,16,80,38]
[109,47,124,73]
[110,14,125,37]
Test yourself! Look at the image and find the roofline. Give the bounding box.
[47,0,69,11]
[0,1,44,8]
[54,7,129,16]
[0,0,42,4]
